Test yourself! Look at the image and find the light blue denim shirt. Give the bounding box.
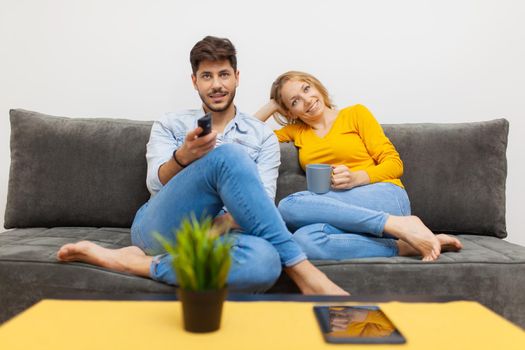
[146,108,280,201]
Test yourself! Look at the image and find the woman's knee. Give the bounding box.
[293,224,330,260]
[277,191,311,226]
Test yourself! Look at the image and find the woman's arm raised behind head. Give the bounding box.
[254,99,281,122]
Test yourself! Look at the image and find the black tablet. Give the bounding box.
[313,305,406,344]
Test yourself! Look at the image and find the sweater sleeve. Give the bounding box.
[273,124,297,142]
[353,105,403,183]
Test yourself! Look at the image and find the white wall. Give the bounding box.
[1,0,524,246]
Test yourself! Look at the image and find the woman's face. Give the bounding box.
[280,79,326,123]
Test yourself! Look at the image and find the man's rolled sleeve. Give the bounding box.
[145,117,184,195]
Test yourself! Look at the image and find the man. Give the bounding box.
[57,36,346,295]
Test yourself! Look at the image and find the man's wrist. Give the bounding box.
[173,149,188,168]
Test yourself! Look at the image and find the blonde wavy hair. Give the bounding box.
[270,71,335,126]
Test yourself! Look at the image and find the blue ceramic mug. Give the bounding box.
[306,164,332,194]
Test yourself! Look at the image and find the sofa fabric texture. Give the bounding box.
[2,109,523,329]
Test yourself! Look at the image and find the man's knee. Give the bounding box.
[209,143,250,163]
[229,236,282,293]
[203,144,257,177]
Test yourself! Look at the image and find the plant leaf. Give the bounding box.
[155,214,233,291]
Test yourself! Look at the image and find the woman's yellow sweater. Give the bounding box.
[274,104,404,188]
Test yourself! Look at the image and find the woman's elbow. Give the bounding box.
[396,159,404,178]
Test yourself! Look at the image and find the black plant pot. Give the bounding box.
[177,287,228,333]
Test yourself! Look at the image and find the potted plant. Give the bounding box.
[156,214,233,333]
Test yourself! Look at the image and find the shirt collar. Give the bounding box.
[199,106,249,134]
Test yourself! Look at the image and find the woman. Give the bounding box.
[255,71,462,261]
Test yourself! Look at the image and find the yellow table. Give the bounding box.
[0,300,523,349]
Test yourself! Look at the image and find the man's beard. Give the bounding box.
[200,89,236,113]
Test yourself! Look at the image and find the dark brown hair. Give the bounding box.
[190,36,237,74]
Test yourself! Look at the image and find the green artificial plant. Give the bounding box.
[156,215,233,291]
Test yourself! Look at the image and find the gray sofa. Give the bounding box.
[2,109,525,328]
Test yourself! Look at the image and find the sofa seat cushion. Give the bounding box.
[2,228,523,267]
[0,228,174,323]
[311,235,525,328]
[1,228,525,326]
[0,227,136,262]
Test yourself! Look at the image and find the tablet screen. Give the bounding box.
[314,306,406,344]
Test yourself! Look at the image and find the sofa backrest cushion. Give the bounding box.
[277,119,509,238]
[6,110,508,238]
[5,109,152,228]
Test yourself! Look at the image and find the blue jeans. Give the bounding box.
[130,144,306,293]
[278,183,411,260]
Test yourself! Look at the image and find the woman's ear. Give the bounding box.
[286,113,300,124]
[278,106,292,119]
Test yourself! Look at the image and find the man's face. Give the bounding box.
[192,59,239,113]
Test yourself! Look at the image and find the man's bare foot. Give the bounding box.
[285,260,350,295]
[397,234,463,258]
[57,241,152,277]
[384,216,441,261]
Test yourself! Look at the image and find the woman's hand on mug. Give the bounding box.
[331,165,371,190]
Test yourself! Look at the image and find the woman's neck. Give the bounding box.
[310,108,339,130]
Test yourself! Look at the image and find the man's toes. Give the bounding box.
[57,243,81,261]
[57,245,71,260]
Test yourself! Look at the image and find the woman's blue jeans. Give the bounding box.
[278,183,411,260]
[130,144,306,293]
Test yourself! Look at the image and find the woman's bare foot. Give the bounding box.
[384,215,441,261]
[397,234,463,258]
[285,260,350,295]
[56,241,152,277]
[438,234,463,251]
